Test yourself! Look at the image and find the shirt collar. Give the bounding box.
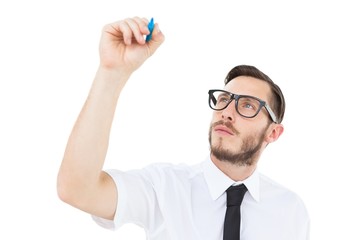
[202,156,260,202]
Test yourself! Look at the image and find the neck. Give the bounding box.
[210,154,257,181]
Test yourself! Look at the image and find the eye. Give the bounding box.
[240,102,255,109]
[244,103,254,109]
[237,98,259,112]
[218,95,230,103]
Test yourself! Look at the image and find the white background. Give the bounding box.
[1,0,359,239]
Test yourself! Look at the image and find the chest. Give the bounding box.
[155,178,300,240]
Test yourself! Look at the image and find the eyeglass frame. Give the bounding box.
[208,89,278,123]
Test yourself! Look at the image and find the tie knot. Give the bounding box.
[226,184,248,207]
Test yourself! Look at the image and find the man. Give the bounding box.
[57,17,310,240]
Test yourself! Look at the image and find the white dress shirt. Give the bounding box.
[93,157,310,240]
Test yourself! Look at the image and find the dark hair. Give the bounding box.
[224,65,286,123]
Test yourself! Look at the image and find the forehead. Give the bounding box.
[224,76,271,101]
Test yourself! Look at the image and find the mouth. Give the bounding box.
[214,125,234,135]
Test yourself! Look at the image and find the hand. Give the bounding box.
[98,17,165,74]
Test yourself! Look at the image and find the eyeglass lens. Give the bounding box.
[210,91,262,118]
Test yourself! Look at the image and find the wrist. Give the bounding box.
[91,67,131,98]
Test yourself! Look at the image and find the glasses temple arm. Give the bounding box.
[265,104,278,123]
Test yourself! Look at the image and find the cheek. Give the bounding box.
[211,111,221,120]
[209,113,221,128]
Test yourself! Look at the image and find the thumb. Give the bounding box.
[147,23,165,54]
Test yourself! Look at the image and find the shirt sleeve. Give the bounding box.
[92,168,164,232]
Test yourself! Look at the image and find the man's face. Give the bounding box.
[208,76,273,166]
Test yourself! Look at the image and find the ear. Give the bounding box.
[266,124,284,143]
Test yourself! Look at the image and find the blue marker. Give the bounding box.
[146,18,154,42]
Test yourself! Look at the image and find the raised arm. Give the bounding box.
[57,17,165,220]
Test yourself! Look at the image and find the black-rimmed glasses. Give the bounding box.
[208,89,278,123]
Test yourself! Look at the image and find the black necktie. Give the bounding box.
[223,184,248,240]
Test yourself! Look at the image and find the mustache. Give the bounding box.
[211,120,240,135]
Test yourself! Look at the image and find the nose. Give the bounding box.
[221,100,236,121]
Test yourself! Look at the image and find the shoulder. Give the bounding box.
[106,162,202,184]
[141,162,202,181]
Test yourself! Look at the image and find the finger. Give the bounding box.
[117,19,134,45]
[124,17,148,45]
[147,23,165,54]
[133,16,151,35]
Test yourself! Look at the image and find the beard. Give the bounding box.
[208,120,269,166]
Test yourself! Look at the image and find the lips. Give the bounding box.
[214,125,234,135]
